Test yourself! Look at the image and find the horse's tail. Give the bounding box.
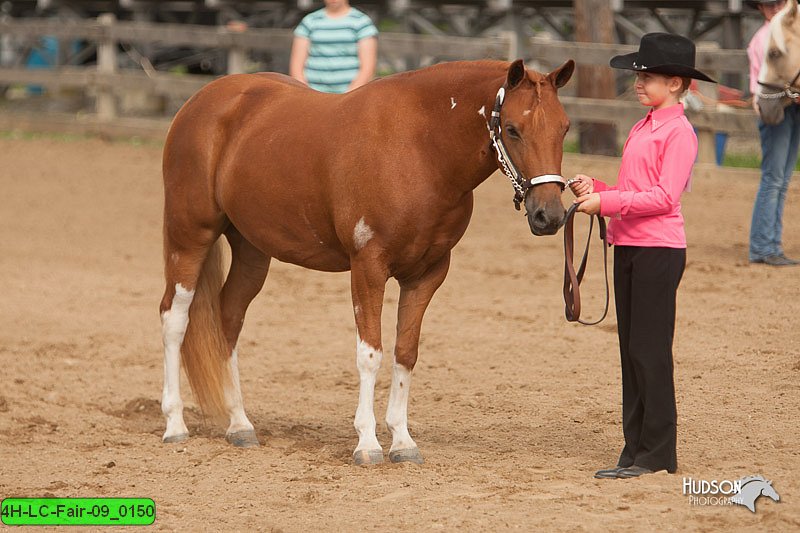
[181,240,230,421]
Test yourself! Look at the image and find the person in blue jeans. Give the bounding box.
[747,0,800,266]
[751,106,800,265]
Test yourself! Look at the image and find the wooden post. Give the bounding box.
[499,30,517,62]
[227,47,245,75]
[96,13,117,121]
[722,2,743,89]
[695,41,721,165]
[226,21,248,75]
[574,0,618,156]
[498,0,521,61]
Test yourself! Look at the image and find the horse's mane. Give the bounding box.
[769,7,798,55]
[739,475,767,486]
[379,59,552,92]
[385,59,509,82]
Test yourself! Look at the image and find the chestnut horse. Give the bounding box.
[756,0,800,124]
[159,58,574,465]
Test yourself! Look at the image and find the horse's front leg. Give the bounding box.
[350,254,388,465]
[387,252,451,464]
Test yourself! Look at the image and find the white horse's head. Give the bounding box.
[758,0,800,124]
[762,480,781,502]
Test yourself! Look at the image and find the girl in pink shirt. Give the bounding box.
[569,33,716,480]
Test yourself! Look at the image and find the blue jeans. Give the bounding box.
[750,104,800,261]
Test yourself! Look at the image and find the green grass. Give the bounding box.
[0,129,162,147]
[722,152,761,169]
[0,129,795,169]
[563,139,580,154]
[0,129,88,143]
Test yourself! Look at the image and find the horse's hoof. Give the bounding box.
[389,447,424,464]
[353,449,384,465]
[163,433,189,444]
[226,429,260,448]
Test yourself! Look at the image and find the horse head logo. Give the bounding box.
[730,475,781,513]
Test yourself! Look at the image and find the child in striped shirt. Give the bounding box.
[290,0,378,93]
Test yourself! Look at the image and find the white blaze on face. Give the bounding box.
[450,97,457,109]
[353,216,374,251]
[523,109,531,116]
[478,105,486,118]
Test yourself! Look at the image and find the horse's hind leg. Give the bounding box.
[350,253,389,465]
[220,226,270,447]
[161,276,194,443]
[160,234,221,443]
[387,252,451,464]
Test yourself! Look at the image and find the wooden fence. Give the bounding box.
[0,16,758,162]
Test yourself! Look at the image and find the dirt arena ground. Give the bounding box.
[1,136,798,531]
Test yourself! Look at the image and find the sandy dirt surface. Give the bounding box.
[1,136,798,532]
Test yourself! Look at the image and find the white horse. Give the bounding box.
[756,0,800,124]
[730,475,780,512]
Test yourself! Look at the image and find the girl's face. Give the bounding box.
[759,0,786,22]
[633,72,681,110]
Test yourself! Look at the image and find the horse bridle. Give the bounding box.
[487,85,609,325]
[758,67,800,100]
[487,86,566,210]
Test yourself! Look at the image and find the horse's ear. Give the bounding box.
[506,59,526,90]
[549,60,575,89]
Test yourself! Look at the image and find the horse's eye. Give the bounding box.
[505,124,521,139]
[769,48,782,60]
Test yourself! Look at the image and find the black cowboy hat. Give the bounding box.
[744,0,784,8]
[609,32,717,83]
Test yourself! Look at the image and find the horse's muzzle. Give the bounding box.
[527,204,566,235]
[757,96,787,126]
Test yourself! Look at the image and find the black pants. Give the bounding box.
[613,245,686,473]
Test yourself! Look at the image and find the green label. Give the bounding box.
[1,498,155,526]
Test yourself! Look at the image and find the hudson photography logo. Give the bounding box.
[683,475,781,512]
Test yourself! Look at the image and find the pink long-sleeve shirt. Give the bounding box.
[594,103,697,249]
[748,22,770,96]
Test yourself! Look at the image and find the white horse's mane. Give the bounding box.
[759,3,795,86]
[771,8,790,55]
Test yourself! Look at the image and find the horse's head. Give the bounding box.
[758,0,800,124]
[499,59,575,235]
[762,480,781,502]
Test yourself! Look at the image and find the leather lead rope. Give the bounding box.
[562,203,610,325]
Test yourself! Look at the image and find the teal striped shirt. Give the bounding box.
[294,8,378,93]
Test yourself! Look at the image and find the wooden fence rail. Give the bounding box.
[0,16,758,161]
[0,18,514,60]
[528,36,750,72]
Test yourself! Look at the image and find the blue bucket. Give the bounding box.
[26,36,59,94]
[715,132,728,166]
